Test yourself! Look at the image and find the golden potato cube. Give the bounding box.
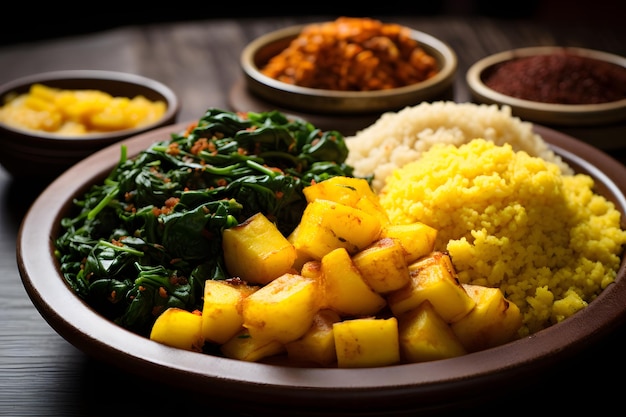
[333,317,400,368]
[351,238,410,293]
[451,284,523,352]
[354,195,390,227]
[321,247,387,316]
[387,252,475,323]
[303,176,389,226]
[222,212,297,285]
[285,309,341,367]
[303,176,377,206]
[150,307,204,352]
[381,222,438,263]
[201,279,257,344]
[242,273,319,344]
[398,301,467,363]
[292,199,382,260]
[220,329,285,362]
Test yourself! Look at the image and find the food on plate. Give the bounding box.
[0,83,166,135]
[200,279,257,345]
[54,103,625,368]
[380,138,626,335]
[316,247,387,317]
[451,284,523,352]
[345,100,572,193]
[220,328,285,362]
[242,272,319,344]
[333,317,400,368]
[351,237,411,293]
[150,307,203,352]
[222,212,297,285]
[284,309,341,366]
[178,177,521,366]
[260,17,438,91]
[55,108,354,336]
[387,251,477,323]
[291,199,383,260]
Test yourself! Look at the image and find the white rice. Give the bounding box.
[345,101,573,192]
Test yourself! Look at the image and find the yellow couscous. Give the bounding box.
[380,138,626,336]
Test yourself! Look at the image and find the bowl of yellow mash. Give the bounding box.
[0,69,180,180]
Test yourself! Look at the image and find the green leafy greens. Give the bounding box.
[55,108,360,336]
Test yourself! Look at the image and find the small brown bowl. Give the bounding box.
[466,47,626,149]
[240,23,457,116]
[0,70,180,180]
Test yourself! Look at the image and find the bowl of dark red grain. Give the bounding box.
[467,46,626,148]
[235,17,457,134]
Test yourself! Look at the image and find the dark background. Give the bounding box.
[3,0,623,46]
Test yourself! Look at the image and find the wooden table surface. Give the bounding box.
[1,14,625,416]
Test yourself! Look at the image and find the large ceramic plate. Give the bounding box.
[17,121,626,416]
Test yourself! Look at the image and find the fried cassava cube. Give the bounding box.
[381,222,438,264]
[287,224,314,272]
[150,307,204,352]
[303,176,379,208]
[387,251,475,323]
[451,284,522,352]
[398,301,467,362]
[222,212,297,285]
[242,273,320,344]
[303,176,390,226]
[285,309,341,367]
[201,279,257,344]
[353,194,390,227]
[291,199,382,260]
[320,247,386,316]
[351,237,410,293]
[333,317,400,368]
[220,329,285,362]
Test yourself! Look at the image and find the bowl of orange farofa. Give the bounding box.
[0,69,180,180]
[239,17,457,115]
[17,103,626,416]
